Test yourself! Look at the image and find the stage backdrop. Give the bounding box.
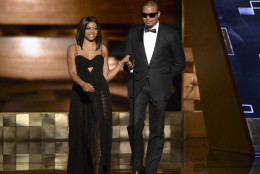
[213,0,260,118]
[0,0,183,112]
[213,0,260,154]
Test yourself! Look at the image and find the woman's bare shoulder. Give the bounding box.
[102,44,108,51]
[67,44,77,52]
[67,44,79,58]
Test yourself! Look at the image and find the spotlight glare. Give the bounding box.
[20,37,40,56]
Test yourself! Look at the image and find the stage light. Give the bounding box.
[19,37,40,56]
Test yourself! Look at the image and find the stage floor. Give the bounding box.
[0,138,259,174]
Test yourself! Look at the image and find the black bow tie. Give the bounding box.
[144,28,156,33]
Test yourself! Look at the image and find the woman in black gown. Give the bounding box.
[66,16,129,174]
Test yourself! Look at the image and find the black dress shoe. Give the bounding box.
[133,169,145,174]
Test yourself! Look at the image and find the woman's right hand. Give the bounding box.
[81,82,95,92]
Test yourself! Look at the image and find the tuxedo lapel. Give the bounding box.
[138,26,148,65]
[149,24,161,65]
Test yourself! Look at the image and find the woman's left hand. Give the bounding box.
[120,55,130,64]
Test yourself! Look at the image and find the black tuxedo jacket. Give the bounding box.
[125,23,186,101]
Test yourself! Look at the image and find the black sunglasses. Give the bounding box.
[141,12,158,18]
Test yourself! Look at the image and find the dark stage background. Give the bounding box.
[0,0,183,112]
[213,0,260,118]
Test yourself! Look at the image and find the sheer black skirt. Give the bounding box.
[67,83,112,174]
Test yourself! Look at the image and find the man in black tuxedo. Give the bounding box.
[125,1,186,174]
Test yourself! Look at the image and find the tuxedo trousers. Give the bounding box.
[127,80,167,174]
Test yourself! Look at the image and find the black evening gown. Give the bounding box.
[67,53,112,174]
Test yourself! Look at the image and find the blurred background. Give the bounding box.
[0,0,182,112]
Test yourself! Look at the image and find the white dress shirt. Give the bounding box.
[143,21,159,64]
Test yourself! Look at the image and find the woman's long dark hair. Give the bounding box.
[76,16,102,50]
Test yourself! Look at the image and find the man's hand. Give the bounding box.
[126,60,134,70]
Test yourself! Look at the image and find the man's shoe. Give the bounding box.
[133,168,145,174]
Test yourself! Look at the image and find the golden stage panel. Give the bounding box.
[0,0,175,25]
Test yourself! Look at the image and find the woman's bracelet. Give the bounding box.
[118,61,124,68]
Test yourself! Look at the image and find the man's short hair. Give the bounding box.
[142,1,160,11]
